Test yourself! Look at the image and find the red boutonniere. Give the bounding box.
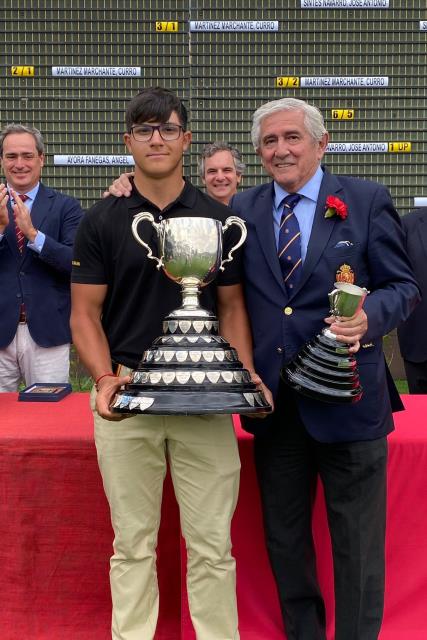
[324,195,348,220]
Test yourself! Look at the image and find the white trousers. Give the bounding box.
[0,323,70,391]
[92,388,241,640]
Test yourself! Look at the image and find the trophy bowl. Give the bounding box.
[111,214,272,416]
[283,282,368,404]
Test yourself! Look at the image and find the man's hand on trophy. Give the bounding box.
[102,172,134,198]
[324,308,368,354]
[95,373,132,421]
[248,372,274,418]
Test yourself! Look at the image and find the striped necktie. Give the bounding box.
[14,194,29,253]
[278,193,302,293]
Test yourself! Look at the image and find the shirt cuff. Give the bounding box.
[27,230,46,253]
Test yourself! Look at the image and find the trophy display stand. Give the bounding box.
[111,214,272,415]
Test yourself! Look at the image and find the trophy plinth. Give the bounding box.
[283,282,368,404]
[111,214,272,416]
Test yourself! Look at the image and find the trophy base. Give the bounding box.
[282,330,363,405]
[111,388,270,415]
[111,314,272,416]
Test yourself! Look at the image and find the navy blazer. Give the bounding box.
[231,168,420,443]
[0,183,84,349]
[397,208,427,362]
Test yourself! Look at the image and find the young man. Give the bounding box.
[0,124,83,390]
[70,87,264,640]
[230,97,420,640]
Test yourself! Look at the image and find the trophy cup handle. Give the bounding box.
[131,211,164,269]
[219,216,247,271]
[328,288,340,315]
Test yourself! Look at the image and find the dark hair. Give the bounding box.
[125,87,188,132]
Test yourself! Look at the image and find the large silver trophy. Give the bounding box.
[283,282,368,404]
[112,214,272,415]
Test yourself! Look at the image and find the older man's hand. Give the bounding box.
[102,172,134,198]
[324,308,368,354]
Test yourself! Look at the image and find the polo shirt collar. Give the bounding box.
[125,177,197,213]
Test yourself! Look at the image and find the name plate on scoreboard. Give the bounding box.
[301,0,389,7]
[54,155,134,166]
[420,21,427,31]
[301,76,389,87]
[414,198,427,207]
[189,20,279,31]
[327,142,411,153]
[52,67,141,77]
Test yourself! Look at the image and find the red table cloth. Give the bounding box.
[1,393,426,639]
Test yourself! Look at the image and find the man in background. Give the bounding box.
[198,140,245,205]
[0,124,83,391]
[397,206,427,393]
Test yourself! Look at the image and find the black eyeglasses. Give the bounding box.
[130,123,184,142]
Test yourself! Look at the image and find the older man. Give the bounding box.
[0,124,83,390]
[230,97,419,640]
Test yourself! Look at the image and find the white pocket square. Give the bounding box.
[333,240,354,248]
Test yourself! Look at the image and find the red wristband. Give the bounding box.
[95,372,117,390]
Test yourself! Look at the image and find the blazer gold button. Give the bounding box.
[284,307,293,315]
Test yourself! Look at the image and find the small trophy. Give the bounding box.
[283,282,368,404]
[112,214,272,415]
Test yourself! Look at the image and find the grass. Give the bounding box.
[70,347,92,391]
[394,379,409,394]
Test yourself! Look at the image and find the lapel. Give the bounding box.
[291,169,343,297]
[29,183,51,232]
[21,183,52,262]
[251,182,286,293]
[5,199,23,259]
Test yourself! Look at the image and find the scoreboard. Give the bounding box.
[1,1,426,211]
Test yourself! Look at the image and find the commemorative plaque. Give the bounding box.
[112,214,272,415]
[283,282,368,404]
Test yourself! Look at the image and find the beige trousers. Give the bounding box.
[92,388,241,640]
[0,323,70,391]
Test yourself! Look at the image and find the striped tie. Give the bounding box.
[278,193,302,293]
[14,193,28,253]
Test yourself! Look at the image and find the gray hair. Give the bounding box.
[251,98,327,150]
[198,141,246,178]
[0,123,45,157]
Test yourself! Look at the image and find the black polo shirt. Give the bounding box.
[71,180,243,368]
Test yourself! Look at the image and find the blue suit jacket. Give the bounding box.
[0,183,84,349]
[397,208,427,362]
[231,168,420,443]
